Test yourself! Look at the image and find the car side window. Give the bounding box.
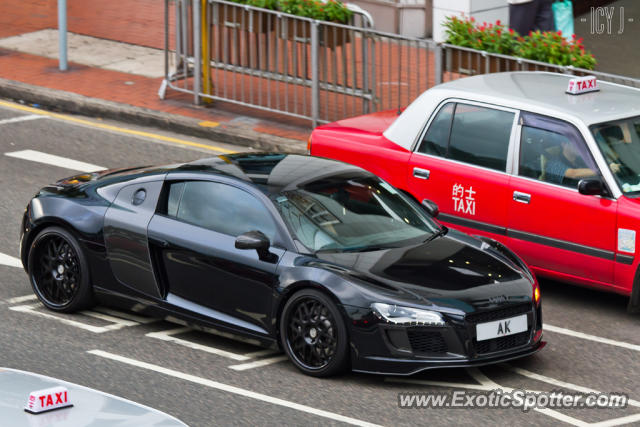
[447,104,515,171]
[519,115,599,189]
[418,103,455,157]
[168,181,277,240]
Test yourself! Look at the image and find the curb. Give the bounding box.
[0,78,306,154]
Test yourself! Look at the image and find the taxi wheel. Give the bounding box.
[27,226,94,313]
[280,289,349,377]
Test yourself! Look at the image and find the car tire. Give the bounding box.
[280,289,349,377]
[27,226,94,313]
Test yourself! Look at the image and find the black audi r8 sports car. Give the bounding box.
[20,153,544,376]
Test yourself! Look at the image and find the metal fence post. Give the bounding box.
[434,43,442,85]
[311,20,319,128]
[193,0,202,104]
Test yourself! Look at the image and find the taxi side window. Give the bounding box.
[519,122,598,189]
[417,103,515,172]
[418,103,455,157]
[448,105,515,171]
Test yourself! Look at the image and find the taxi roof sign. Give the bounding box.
[24,386,73,414]
[566,75,599,95]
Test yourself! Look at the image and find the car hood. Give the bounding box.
[315,230,533,314]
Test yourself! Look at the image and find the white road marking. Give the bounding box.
[9,303,149,333]
[5,149,106,172]
[88,349,381,427]
[545,324,640,352]
[92,306,157,324]
[466,368,590,427]
[0,114,45,125]
[0,252,22,268]
[10,304,109,333]
[145,328,250,361]
[242,348,280,358]
[387,367,640,427]
[5,294,37,304]
[592,413,640,427]
[504,365,640,408]
[228,355,289,371]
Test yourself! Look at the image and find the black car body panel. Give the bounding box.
[20,153,544,374]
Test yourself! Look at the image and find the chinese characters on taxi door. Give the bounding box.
[452,183,476,215]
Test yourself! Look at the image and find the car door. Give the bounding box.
[103,180,164,298]
[147,179,286,335]
[407,101,518,239]
[507,112,616,284]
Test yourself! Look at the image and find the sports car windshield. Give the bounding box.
[273,176,441,252]
[591,116,640,194]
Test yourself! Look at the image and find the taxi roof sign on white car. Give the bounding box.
[24,386,73,414]
[566,75,599,95]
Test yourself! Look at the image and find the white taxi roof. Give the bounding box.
[384,72,640,151]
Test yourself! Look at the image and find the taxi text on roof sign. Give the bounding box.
[566,75,599,95]
[24,386,73,414]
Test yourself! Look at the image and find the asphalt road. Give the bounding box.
[0,99,639,427]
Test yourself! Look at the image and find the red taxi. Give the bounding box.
[310,72,640,311]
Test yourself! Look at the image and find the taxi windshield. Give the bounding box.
[273,176,441,252]
[591,116,640,195]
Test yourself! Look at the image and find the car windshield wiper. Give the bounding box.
[422,226,448,244]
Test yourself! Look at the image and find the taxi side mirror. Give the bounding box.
[578,178,605,196]
[421,199,439,217]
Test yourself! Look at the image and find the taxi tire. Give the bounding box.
[27,226,94,313]
[280,289,349,377]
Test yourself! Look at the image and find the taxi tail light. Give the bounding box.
[306,135,312,155]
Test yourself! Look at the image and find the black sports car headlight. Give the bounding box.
[371,303,445,326]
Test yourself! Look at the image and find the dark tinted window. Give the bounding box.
[448,105,514,171]
[172,181,277,239]
[167,182,185,217]
[520,124,598,189]
[418,103,455,156]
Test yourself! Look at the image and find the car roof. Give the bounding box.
[0,368,186,426]
[172,153,371,194]
[437,72,640,126]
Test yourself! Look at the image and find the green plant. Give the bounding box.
[279,0,352,23]
[227,0,352,23]
[443,16,597,69]
[516,30,596,69]
[444,16,517,55]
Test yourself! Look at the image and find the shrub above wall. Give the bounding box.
[444,16,596,70]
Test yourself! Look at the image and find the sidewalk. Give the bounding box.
[0,0,310,152]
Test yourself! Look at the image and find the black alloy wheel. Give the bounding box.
[28,227,93,312]
[281,289,348,377]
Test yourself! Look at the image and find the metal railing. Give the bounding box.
[159,1,640,128]
[441,43,640,89]
[160,0,440,126]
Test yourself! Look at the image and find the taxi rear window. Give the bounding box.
[418,103,514,172]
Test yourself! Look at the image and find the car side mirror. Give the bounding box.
[421,199,439,217]
[578,178,606,196]
[235,230,276,262]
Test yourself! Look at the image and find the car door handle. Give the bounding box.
[513,191,531,204]
[413,167,430,180]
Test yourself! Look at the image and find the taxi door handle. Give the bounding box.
[513,191,531,204]
[413,167,430,180]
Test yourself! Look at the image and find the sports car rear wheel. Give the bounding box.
[280,289,348,377]
[28,226,93,312]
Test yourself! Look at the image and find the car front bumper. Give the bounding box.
[351,339,546,376]
[344,302,544,375]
